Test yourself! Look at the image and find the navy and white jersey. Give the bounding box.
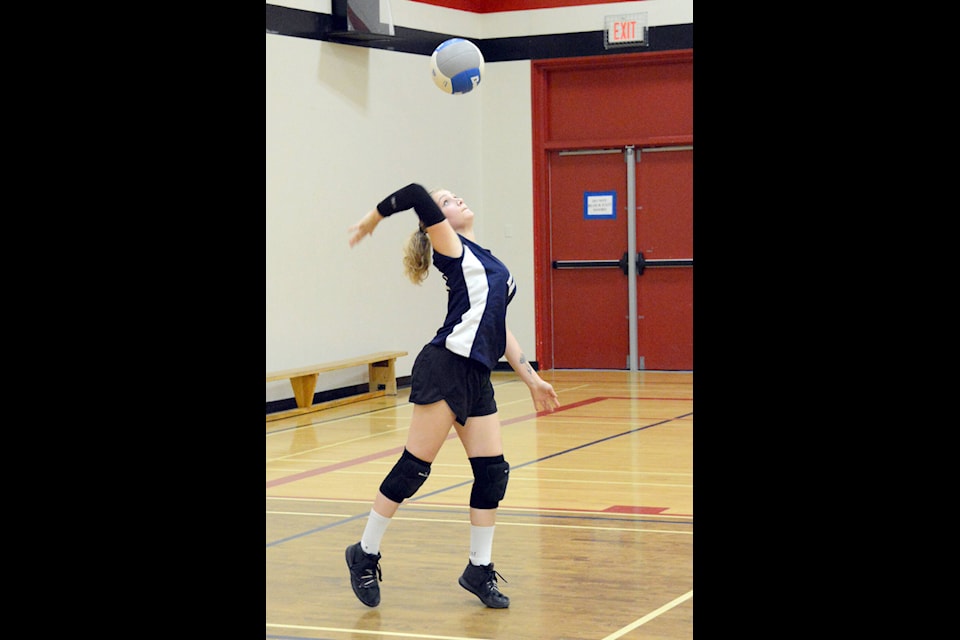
[429,235,516,370]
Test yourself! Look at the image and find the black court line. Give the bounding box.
[266,411,691,548]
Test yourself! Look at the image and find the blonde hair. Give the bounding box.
[403,224,432,284]
[402,188,444,285]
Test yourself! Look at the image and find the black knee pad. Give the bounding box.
[379,449,431,503]
[469,455,510,509]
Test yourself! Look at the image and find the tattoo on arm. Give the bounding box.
[519,354,533,375]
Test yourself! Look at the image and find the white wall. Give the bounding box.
[265,0,692,403]
[266,35,490,401]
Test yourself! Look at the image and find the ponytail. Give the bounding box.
[403,224,432,284]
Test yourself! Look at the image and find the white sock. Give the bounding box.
[360,509,391,555]
[469,525,495,566]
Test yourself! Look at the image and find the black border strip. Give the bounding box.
[265,362,538,415]
[265,4,692,60]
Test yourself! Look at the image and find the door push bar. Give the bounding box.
[552,252,694,275]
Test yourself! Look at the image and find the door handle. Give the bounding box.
[552,252,693,275]
[637,252,694,275]
[551,256,623,270]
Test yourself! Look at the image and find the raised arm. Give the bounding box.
[348,183,461,258]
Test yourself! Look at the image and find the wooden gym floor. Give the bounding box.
[266,369,693,640]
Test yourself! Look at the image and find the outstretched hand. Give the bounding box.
[530,378,560,413]
[348,209,385,247]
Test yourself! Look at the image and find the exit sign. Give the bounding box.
[604,13,648,49]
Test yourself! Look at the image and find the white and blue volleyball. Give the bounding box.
[430,38,484,95]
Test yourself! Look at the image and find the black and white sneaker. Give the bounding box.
[345,542,382,607]
[458,562,510,608]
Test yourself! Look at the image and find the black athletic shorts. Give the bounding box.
[408,343,497,426]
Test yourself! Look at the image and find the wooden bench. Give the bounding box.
[266,350,408,421]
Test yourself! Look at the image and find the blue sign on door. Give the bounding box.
[583,191,617,219]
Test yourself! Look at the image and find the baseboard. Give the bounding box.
[493,360,538,372]
[265,375,412,415]
[265,361,538,415]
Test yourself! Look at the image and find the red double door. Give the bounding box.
[548,147,692,370]
[533,51,693,370]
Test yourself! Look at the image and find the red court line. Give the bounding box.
[504,396,606,425]
[265,395,689,489]
[266,445,406,489]
[604,505,670,515]
[595,396,693,401]
[266,396,608,489]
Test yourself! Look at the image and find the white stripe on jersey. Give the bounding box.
[444,245,488,358]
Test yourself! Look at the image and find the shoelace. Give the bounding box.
[357,559,382,587]
[485,568,507,592]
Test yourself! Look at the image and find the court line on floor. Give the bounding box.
[266,623,491,640]
[266,397,690,489]
[507,412,692,469]
[264,378,592,438]
[267,411,692,547]
[265,397,608,489]
[264,389,595,465]
[266,511,691,535]
[600,590,693,640]
[267,497,693,522]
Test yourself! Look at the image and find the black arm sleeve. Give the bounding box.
[376,183,446,227]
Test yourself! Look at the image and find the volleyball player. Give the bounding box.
[345,183,560,608]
